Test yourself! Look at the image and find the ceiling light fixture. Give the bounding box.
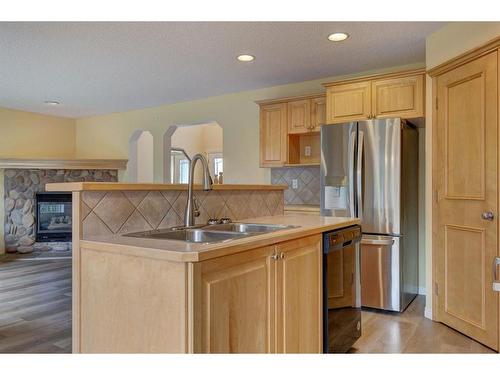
[44,100,60,106]
[237,54,255,62]
[327,32,349,42]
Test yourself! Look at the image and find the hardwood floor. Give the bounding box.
[350,295,495,353]
[0,259,72,353]
[0,260,494,354]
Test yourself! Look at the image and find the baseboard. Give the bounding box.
[418,287,426,295]
[424,306,433,320]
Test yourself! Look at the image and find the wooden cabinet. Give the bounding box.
[371,74,424,119]
[258,94,325,167]
[324,69,425,124]
[196,234,322,353]
[310,95,326,132]
[287,96,326,133]
[275,235,322,353]
[325,81,372,123]
[287,99,311,134]
[259,103,287,167]
[198,246,275,353]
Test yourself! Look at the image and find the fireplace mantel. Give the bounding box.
[0,158,128,170]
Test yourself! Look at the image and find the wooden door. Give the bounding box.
[259,103,287,167]
[325,81,371,124]
[287,99,311,134]
[275,235,322,353]
[197,246,275,353]
[310,95,326,132]
[434,51,498,350]
[372,74,424,119]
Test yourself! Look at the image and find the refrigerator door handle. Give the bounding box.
[356,130,364,220]
[493,256,500,292]
[348,130,356,217]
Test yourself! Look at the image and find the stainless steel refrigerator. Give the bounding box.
[320,118,418,312]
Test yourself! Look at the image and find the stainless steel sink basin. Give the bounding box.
[123,223,299,244]
[203,223,298,233]
[123,228,248,244]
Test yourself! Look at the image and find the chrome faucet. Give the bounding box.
[184,154,213,227]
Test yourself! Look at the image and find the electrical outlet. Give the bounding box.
[292,179,298,189]
[304,145,311,157]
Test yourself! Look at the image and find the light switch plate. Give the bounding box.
[304,146,311,157]
[292,179,298,189]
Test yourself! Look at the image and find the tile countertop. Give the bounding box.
[80,214,359,263]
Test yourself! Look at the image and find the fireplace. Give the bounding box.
[36,193,72,242]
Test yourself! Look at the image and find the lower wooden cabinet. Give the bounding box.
[196,246,275,353]
[195,234,322,353]
[275,235,322,353]
[75,234,322,353]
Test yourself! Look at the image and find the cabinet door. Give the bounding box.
[260,103,287,167]
[287,99,311,134]
[371,74,424,119]
[326,82,371,124]
[275,235,322,353]
[196,246,275,353]
[310,96,326,132]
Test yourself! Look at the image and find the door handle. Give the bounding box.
[356,130,364,220]
[361,238,395,246]
[482,211,495,221]
[493,257,500,292]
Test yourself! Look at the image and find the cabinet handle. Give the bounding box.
[271,254,279,260]
[280,252,285,259]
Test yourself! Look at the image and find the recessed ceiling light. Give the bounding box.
[328,32,349,42]
[44,100,60,106]
[237,54,255,62]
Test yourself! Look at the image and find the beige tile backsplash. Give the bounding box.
[271,166,320,205]
[81,189,284,239]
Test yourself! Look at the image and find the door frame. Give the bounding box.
[429,37,500,350]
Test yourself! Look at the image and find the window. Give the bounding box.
[170,150,190,184]
[214,157,223,176]
[208,152,223,178]
[179,159,189,183]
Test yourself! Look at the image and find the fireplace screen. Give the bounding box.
[36,193,72,242]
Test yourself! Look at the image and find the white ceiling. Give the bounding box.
[0,22,444,118]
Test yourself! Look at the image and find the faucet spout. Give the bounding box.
[184,154,213,227]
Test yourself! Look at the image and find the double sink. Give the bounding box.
[123,223,299,244]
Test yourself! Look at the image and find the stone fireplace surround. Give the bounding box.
[3,169,118,254]
[0,158,127,255]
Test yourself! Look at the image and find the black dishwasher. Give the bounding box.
[323,225,362,353]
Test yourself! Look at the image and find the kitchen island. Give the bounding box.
[46,182,359,353]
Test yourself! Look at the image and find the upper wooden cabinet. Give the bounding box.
[287,99,311,133]
[323,69,425,124]
[257,94,325,167]
[325,81,372,123]
[259,103,287,167]
[371,74,424,119]
[311,96,326,132]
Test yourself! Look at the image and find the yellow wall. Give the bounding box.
[0,107,76,158]
[424,22,500,318]
[74,62,424,184]
[0,107,76,254]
